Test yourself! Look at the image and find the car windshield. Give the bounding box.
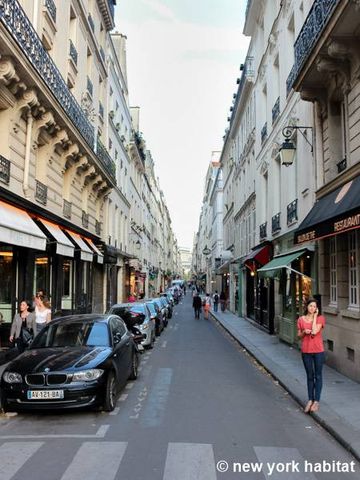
[31,321,110,348]
[146,303,156,314]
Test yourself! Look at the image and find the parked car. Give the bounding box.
[151,298,168,327]
[145,300,165,336]
[107,302,156,349]
[1,314,140,412]
[162,292,175,307]
[159,295,173,318]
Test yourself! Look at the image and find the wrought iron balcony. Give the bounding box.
[287,199,298,226]
[230,55,254,124]
[134,131,146,164]
[286,0,340,94]
[87,76,93,97]
[259,222,267,240]
[100,46,105,62]
[0,1,94,149]
[63,199,72,219]
[272,213,281,233]
[82,210,89,228]
[96,138,116,179]
[35,180,48,205]
[99,101,104,119]
[69,40,78,66]
[261,122,267,145]
[45,0,56,23]
[88,13,95,33]
[0,155,10,184]
[337,158,347,173]
[95,220,102,236]
[272,97,280,125]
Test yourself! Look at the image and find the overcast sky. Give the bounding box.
[115,0,249,249]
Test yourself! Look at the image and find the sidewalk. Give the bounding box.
[211,309,360,461]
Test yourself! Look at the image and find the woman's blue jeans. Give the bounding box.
[302,352,325,401]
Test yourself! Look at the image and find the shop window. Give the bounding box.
[62,259,73,310]
[34,255,50,297]
[348,231,359,309]
[329,237,337,306]
[0,248,13,323]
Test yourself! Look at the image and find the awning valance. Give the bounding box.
[258,249,308,278]
[0,200,46,251]
[85,238,104,264]
[66,231,93,262]
[38,219,74,257]
[295,176,360,244]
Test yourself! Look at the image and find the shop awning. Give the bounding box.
[241,244,270,266]
[258,249,308,278]
[38,219,74,257]
[66,231,93,262]
[85,238,104,264]
[0,200,46,250]
[295,176,360,244]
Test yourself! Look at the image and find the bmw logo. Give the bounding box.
[44,368,50,373]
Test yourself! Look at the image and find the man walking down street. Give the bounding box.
[212,290,219,312]
[193,292,202,319]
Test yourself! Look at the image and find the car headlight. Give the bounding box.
[71,369,104,382]
[140,323,149,330]
[3,372,22,383]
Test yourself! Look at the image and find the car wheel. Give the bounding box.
[103,371,117,412]
[129,352,139,380]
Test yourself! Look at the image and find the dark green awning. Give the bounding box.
[257,249,307,278]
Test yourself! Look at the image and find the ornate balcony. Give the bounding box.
[230,55,254,125]
[134,131,146,164]
[95,220,102,236]
[96,138,116,179]
[63,199,72,219]
[0,155,10,184]
[0,0,94,149]
[82,210,89,228]
[272,97,280,125]
[45,0,56,23]
[287,199,298,226]
[337,158,347,173]
[286,0,340,94]
[69,39,78,66]
[99,101,104,119]
[259,222,267,241]
[100,46,105,62]
[87,76,93,97]
[261,122,267,145]
[88,13,95,33]
[272,212,281,234]
[35,180,48,205]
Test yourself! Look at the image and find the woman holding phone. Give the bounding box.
[297,298,326,413]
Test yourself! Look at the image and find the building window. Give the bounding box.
[329,237,337,306]
[348,231,359,309]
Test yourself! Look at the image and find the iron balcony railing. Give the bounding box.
[69,39,78,66]
[0,155,10,184]
[286,0,340,95]
[82,210,89,228]
[95,220,101,236]
[287,199,298,225]
[88,13,95,33]
[45,0,56,23]
[259,222,267,240]
[337,158,347,173]
[134,131,146,164]
[87,76,93,97]
[35,180,48,205]
[0,0,94,150]
[96,138,116,178]
[261,122,267,145]
[100,46,105,62]
[63,199,72,219]
[272,97,280,125]
[230,55,254,125]
[272,213,281,233]
[99,101,104,119]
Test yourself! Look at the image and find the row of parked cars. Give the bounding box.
[0,290,179,413]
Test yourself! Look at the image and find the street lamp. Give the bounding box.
[135,239,141,250]
[279,125,313,166]
[202,245,211,256]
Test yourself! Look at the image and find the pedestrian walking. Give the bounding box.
[220,291,227,312]
[128,293,136,302]
[297,298,326,413]
[212,290,219,312]
[192,292,202,319]
[203,293,211,319]
[9,300,36,354]
[34,294,51,335]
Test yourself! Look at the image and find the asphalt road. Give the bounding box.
[0,295,358,480]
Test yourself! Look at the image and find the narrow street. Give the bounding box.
[0,295,358,480]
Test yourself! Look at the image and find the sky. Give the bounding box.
[114,0,249,249]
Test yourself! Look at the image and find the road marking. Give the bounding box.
[60,442,127,480]
[119,393,128,401]
[109,407,120,416]
[142,368,172,427]
[125,382,134,390]
[163,443,216,480]
[0,442,43,480]
[254,446,317,479]
[0,425,110,440]
[162,341,167,348]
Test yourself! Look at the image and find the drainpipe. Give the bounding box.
[23,110,34,199]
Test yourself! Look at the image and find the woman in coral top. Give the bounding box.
[297,298,326,414]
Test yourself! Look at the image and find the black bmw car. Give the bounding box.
[0,314,139,412]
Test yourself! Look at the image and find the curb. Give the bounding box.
[210,311,360,463]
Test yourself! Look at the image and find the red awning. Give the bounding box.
[242,245,270,267]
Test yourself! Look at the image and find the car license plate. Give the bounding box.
[27,390,64,400]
